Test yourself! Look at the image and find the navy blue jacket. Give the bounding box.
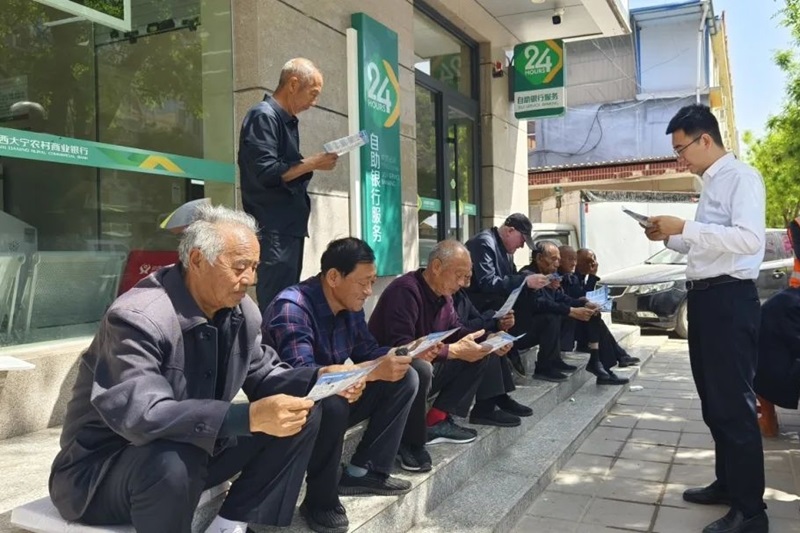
[238,96,312,237]
[754,287,800,409]
[465,228,527,312]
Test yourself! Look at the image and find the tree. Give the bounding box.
[744,1,800,226]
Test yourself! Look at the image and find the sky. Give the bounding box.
[630,0,794,142]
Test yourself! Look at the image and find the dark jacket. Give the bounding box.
[49,265,316,521]
[238,96,312,237]
[560,272,585,300]
[452,289,498,333]
[516,263,583,317]
[368,270,472,360]
[465,228,527,312]
[754,287,800,409]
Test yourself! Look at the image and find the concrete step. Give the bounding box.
[0,325,644,533]
[407,335,668,533]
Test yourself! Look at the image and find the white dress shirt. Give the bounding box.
[666,152,765,280]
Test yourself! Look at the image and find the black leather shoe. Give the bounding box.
[469,407,521,427]
[683,483,732,506]
[338,470,412,496]
[299,500,349,533]
[586,359,609,379]
[533,368,568,382]
[617,355,640,367]
[596,370,629,385]
[508,351,527,377]
[702,509,768,533]
[496,395,533,417]
[553,359,578,372]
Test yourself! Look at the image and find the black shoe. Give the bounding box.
[683,483,732,506]
[397,444,432,472]
[702,509,768,533]
[338,470,412,496]
[553,359,578,372]
[617,355,640,367]
[299,500,349,533]
[508,351,527,377]
[469,407,521,427]
[427,416,477,444]
[496,395,533,417]
[533,368,568,382]
[596,370,629,385]
[586,357,609,379]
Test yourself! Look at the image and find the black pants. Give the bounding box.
[475,354,515,401]
[256,231,305,313]
[401,357,488,445]
[687,281,765,516]
[512,313,562,372]
[304,370,418,509]
[560,316,576,352]
[80,408,321,533]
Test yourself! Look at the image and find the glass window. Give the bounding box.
[0,0,234,348]
[413,10,473,98]
[448,107,476,241]
[416,85,440,266]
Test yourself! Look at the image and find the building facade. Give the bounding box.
[527,0,736,205]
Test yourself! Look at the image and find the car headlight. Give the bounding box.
[630,281,675,295]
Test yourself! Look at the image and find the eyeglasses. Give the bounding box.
[673,135,703,158]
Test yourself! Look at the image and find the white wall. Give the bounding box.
[638,17,707,95]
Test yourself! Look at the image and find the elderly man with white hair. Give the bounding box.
[49,205,360,533]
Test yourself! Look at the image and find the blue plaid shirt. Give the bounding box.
[262,276,389,368]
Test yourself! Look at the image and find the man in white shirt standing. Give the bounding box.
[644,104,767,533]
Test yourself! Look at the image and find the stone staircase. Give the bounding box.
[0,325,668,533]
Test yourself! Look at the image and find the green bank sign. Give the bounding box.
[0,127,234,183]
[513,40,566,120]
[352,13,403,276]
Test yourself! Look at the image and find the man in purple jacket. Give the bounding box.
[369,240,494,469]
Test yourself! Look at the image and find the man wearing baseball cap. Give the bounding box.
[465,213,549,376]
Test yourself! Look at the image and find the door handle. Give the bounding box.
[772,270,786,279]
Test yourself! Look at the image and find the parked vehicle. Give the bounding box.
[599,229,794,338]
[531,190,700,276]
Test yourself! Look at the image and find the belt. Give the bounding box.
[685,275,752,291]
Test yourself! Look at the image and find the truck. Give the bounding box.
[529,190,700,276]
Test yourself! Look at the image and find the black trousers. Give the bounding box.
[687,281,765,516]
[80,407,322,533]
[256,231,305,313]
[475,354,515,401]
[560,316,576,352]
[512,313,562,372]
[304,370,418,509]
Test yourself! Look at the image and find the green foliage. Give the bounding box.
[744,1,800,227]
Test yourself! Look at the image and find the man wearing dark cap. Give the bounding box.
[465,213,549,376]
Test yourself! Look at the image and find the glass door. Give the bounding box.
[446,104,477,242]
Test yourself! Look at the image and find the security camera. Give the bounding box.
[552,7,565,25]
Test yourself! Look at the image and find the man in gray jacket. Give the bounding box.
[49,205,360,533]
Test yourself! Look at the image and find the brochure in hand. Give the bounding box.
[622,207,653,227]
[493,278,527,318]
[586,285,613,312]
[324,130,368,156]
[480,332,526,352]
[408,328,460,357]
[306,361,380,402]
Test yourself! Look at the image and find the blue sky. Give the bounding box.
[630,0,794,141]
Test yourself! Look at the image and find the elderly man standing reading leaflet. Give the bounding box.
[644,104,767,533]
[49,206,363,533]
[238,58,339,312]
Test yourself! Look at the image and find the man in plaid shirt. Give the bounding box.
[262,237,433,533]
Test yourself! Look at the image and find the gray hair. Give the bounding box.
[277,58,319,89]
[178,205,259,268]
[427,239,469,266]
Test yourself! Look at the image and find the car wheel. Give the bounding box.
[674,299,688,339]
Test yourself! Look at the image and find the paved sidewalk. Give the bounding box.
[513,338,800,533]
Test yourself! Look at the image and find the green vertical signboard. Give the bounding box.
[352,13,403,276]
[513,40,566,120]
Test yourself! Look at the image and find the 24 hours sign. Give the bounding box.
[352,13,403,276]
[513,40,566,120]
